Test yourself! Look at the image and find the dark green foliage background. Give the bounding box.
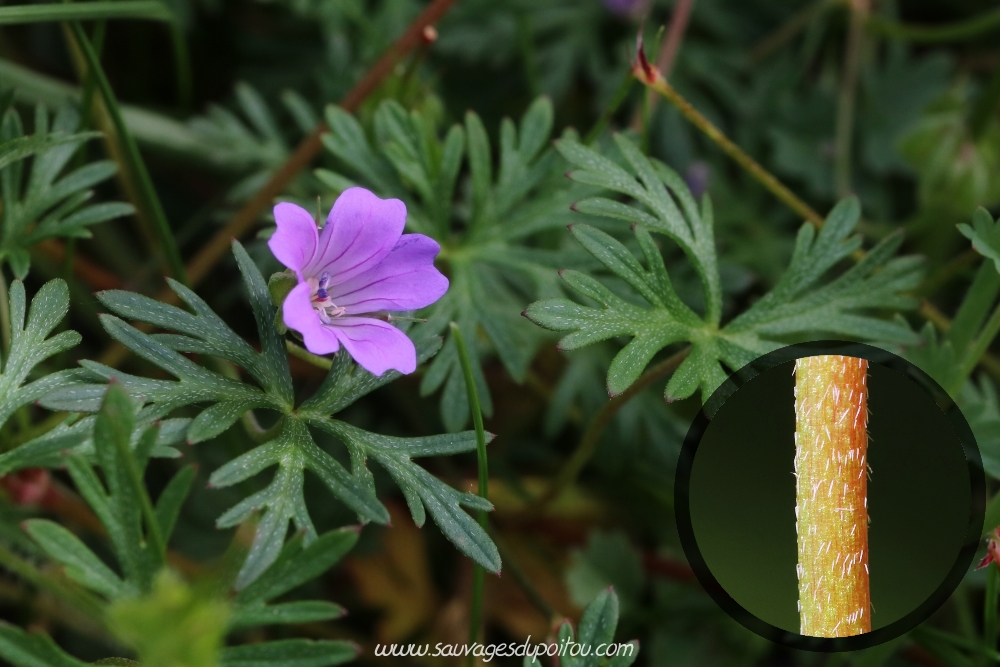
[4,0,1000,665]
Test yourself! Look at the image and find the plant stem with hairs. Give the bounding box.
[794,355,870,637]
[452,322,491,661]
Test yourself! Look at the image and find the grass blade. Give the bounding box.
[0,1,172,25]
[67,21,188,284]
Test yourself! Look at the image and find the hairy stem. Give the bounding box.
[633,47,1000,383]
[285,340,332,370]
[794,355,870,637]
[451,322,491,660]
[634,58,824,227]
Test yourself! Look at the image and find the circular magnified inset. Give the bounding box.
[675,341,984,652]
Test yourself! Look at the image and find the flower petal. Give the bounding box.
[331,317,416,376]
[307,187,407,283]
[332,234,449,314]
[269,203,319,275]
[282,282,340,355]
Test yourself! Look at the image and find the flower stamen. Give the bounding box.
[311,272,346,323]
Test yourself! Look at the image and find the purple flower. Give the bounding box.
[268,187,448,376]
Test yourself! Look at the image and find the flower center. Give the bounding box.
[310,272,345,324]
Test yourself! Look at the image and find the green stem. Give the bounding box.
[985,566,999,657]
[984,491,1000,537]
[68,22,188,285]
[636,66,824,226]
[834,0,866,198]
[0,0,172,24]
[493,534,556,622]
[914,625,1000,662]
[531,347,690,512]
[0,267,10,365]
[78,20,106,130]
[451,322,489,661]
[585,72,635,145]
[866,7,1000,44]
[168,22,193,113]
[516,11,539,98]
[286,339,333,370]
[113,424,167,564]
[958,302,1000,390]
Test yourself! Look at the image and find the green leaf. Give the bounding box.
[558,133,722,325]
[1,104,132,278]
[0,621,90,667]
[309,418,500,573]
[91,383,158,589]
[298,334,441,417]
[0,279,80,428]
[218,640,357,667]
[228,600,345,629]
[957,374,1000,479]
[108,570,229,667]
[0,131,99,171]
[527,138,922,405]
[958,207,1000,273]
[531,588,638,667]
[322,97,591,430]
[155,465,196,541]
[209,417,386,589]
[22,519,132,599]
[234,528,358,605]
[900,87,1000,218]
[0,1,173,25]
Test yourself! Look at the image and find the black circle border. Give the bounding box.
[674,340,986,652]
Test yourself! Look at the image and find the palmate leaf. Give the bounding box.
[958,207,1000,273]
[320,96,593,431]
[37,240,499,585]
[526,135,922,407]
[20,384,358,664]
[905,207,1000,395]
[188,82,318,201]
[0,103,133,278]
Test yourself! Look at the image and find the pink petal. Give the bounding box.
[307,187,406,283]
[269,203,319,275]
[331,234,449,314]
[282,282,340,355]
[331,317,417,376]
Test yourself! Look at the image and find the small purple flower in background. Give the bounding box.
[268,187,448,376]
[683,161,710,199]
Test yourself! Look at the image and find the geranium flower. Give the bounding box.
[268,187,448,376]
